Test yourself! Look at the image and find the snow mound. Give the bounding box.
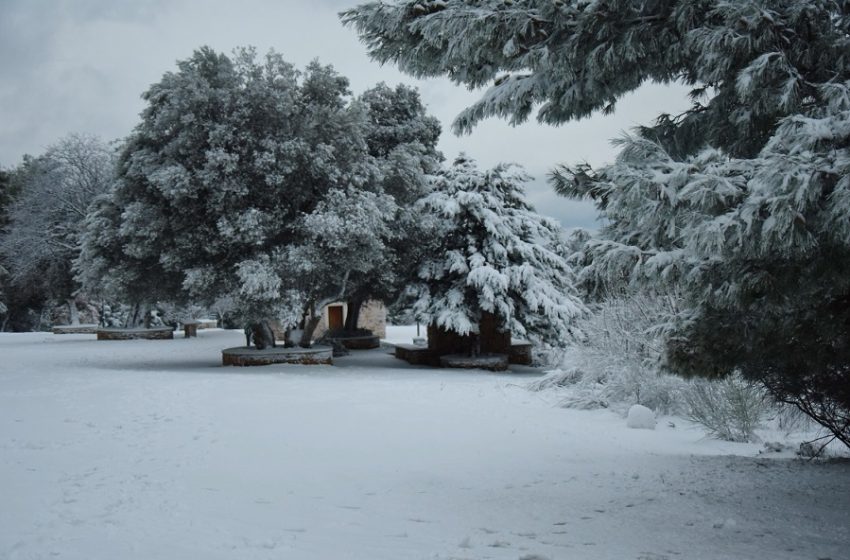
[626,404,656,429]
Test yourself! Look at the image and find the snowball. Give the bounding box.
[626,404,656,430]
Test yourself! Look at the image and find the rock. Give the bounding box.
[798,442,819,458]
[763,441,787,453]
[626,404,656,430]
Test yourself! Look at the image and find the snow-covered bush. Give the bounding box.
[683,375,772,443]
[552,294,685,414]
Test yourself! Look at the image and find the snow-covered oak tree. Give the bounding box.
[80,47,440,348]
[409,156,584,347]
[344,1,850,445]
[80,48,377,345]
[338,82,443,331]
[0,134,114,326]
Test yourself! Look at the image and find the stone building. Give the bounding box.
[313,300,387,339]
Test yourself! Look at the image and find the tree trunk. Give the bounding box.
[344,297,364,333]
[68,298,80,326]
[125,303,140,328]
[300,315,321,348]
[246,320,276,350]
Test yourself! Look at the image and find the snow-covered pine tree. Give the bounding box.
[1,134,114,327]
[344,1,850,445]
[409,156,584,351]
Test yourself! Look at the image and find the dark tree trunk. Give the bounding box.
[344,297,364,333]
[245,320,276,350]
[68,298,80,326]
[125,303,140,328]
[300,316,321,348]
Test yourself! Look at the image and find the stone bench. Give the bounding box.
[221,345,333,366]
[509,340,533,365]
[331,334,381,350]
[439,353,509,372]
[52,324,98,335]
[393,343,435,366]
[182,321,199,338]
[96,327,175,340]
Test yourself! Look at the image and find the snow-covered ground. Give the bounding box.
[1,328,848,560]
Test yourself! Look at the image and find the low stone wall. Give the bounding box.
[52,324,98,335]
[395,335,533,369]
[439,353,509,372]
[334,335,381,350]
[96,327,174,340]
[509,341,533,365]
[222,345,333,366]
[394,343,435,366]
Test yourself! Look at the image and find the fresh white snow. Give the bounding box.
[626,404,656,430]
[1,327,848,559]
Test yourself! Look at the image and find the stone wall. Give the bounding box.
[268,300,387,343]
[357,300,387,338]
[313,300,386,339]
[96,327,174,340]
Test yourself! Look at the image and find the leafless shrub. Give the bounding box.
[683,375,772,442]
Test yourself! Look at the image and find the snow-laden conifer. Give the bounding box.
[344,0,850,445]
[409,156,584,346]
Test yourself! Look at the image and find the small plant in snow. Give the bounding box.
[683,375,772,443]
[544,293,686,414]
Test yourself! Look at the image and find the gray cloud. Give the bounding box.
[0,0,691,228]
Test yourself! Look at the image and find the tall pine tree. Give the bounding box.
[344,0,850,445]
[409,156,584,347]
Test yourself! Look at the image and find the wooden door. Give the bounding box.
[328,305,344,330]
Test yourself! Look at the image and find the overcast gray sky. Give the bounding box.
[0,0,691,229]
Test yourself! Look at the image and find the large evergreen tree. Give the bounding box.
[409,156,584,346]
[343,1,850,445]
